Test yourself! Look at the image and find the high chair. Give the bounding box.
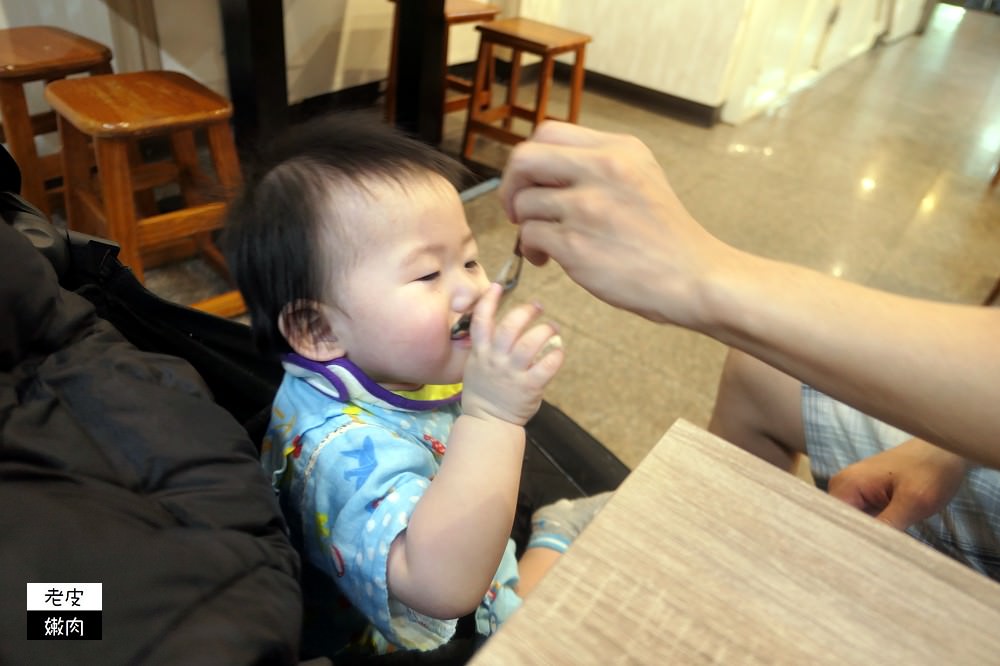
[0,26,112,216]
[461,18,590,160]
[44,70,245,317]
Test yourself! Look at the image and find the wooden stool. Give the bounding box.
[462,18,590,160]
[45,70,245,317]
[0,26,112,216]
[385,0,500,130]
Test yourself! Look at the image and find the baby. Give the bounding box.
[224,113,606,655]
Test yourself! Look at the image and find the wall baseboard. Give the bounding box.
[287,60,723,133]
[450,60,721,128]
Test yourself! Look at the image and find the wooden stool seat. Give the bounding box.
[0,26,112,215]
[45,70,245,318]
[46,70,234,137]
[386,0,501,129]
[462,18,590,160]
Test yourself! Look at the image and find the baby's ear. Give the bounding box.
[278,300,345,361]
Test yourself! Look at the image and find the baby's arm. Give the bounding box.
[387,284,563,618]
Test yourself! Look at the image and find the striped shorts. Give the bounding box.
[802,385,1000,580]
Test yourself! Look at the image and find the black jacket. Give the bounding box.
[0,221,302,664]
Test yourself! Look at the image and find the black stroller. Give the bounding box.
[1,144,628,665]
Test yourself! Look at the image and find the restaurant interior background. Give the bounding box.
[2,0,998,470]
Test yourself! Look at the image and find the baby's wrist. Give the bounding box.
[456,410,526,432]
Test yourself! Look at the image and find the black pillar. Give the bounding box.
[394,0,445,144]
[219,0,289,152]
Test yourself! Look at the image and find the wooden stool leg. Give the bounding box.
[503,49,522,131]
[484,47,495,110]
[533,55,555,130]
[170,129,206,206]
[991,159,999,189]
[567,46,587,123]
[463,39,493,160]
[129,141,159,218]
[206,122,242,195]
[0,79,48,215]
[95,137,143,281]
[57,115,94,234]
[202,121,242,277]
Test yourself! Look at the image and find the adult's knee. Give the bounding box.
[709,348,806,467]
[716,348,760,399]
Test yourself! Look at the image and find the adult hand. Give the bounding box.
[827,438,969,530]
[499,121,735,326]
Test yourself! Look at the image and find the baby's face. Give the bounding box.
[324,175,490,388]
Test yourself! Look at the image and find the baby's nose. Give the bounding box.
[453,276,487,313]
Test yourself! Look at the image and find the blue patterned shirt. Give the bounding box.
[262,355,522,653]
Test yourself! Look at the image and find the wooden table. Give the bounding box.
[471,419,1000,664]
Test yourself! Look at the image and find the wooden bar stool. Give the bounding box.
[0,26,112,216]
[462,18,590,160]
[45,70,245,318]
[385,0,500,130]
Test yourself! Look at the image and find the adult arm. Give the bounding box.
[499,121,1000,467]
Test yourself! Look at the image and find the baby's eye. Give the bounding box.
[465,260,480,270]
[416,272,440,282]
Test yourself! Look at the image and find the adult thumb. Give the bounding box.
[875,499,919,531]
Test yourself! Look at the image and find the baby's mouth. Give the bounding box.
[450,314,472,340]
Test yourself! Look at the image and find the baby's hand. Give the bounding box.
[461,283,564,425]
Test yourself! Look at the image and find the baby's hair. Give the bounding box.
[223,111,470,356]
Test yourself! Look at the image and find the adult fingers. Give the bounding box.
[499,142,582,221]
[499,123,622,223]
[509,181,568,225]
[517,219,569,269]
[529,120,612,148]
[507,183,572,267]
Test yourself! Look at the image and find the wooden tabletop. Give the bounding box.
[472,419,1000,665]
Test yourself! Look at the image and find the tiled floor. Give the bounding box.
[149,4,1000,470]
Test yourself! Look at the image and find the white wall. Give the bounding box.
[518,0,751,107]
[152,0,227,97]
[721,0,891,124]
[151,0,488,106]
[887,0,934,41]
